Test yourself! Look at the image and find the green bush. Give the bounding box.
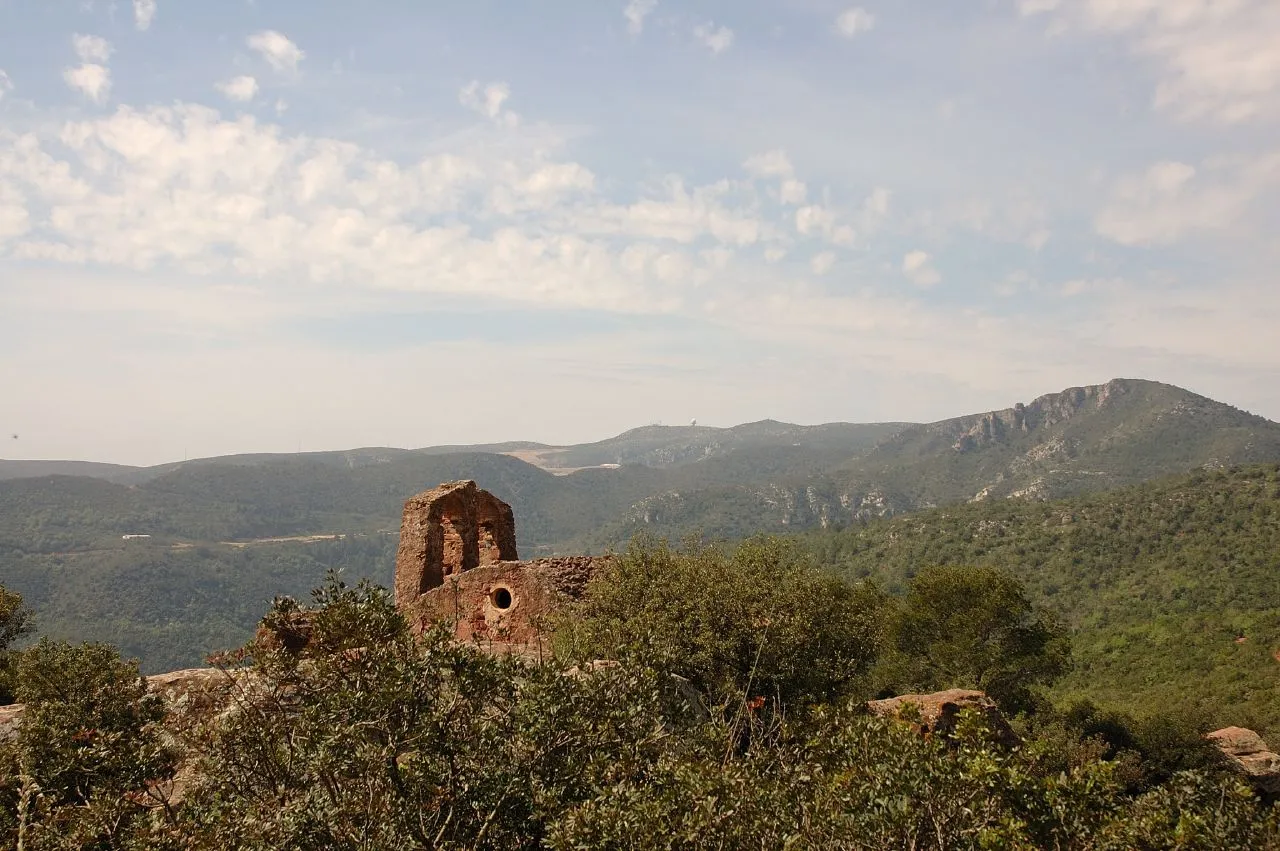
[2,567,1278,849]
[0,639,175,849]
[878,565,1071,713]
[0,584,32,704]
[558,535,888,710]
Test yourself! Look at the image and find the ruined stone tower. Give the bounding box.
[393,480,607,653]
[393,480,519,607]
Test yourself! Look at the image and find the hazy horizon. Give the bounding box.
[4,376,1276,468]
[3,1,1279,466]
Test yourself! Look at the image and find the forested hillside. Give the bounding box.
[4,543,1279,848]
[3,378,1280,673]
[807,464,1280,738]
[587,379,1280,546]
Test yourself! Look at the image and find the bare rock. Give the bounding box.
[867,688,1018,747]
[0,703,23,743]
[1207,727,1280,797]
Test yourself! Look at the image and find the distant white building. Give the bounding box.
[121,534,152,540]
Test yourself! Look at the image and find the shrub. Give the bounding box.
[558,535,888,711]
[880,565,1071,713]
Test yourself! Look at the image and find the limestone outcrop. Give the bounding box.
[867,689,1018,747]
[0,703,21,743]
[1207,726,1280,797]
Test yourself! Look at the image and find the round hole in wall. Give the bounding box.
[491,587,513,610]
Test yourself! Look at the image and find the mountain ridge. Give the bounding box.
[5,376,1280,671]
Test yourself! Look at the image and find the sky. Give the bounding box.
[0,0,1278,465]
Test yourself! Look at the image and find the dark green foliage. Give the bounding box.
[1019,699,1233,800]
[809,464,1280,737]
[1094,772,1280,849]
[0,640,176,849]
[176,575,693,850]
[547,708,1081,850]
[559,535,888,709]
[879,565,1071,712]
[2,533,398,673]
[3,572,1279,849]
[0,584,32,703]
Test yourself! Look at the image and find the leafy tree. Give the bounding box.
[881,565,1071,713]
[0,584,32,703]
[0,640,175,849]
[810,464,1280,737]
[1095,772,1280,849]
[559,534,888,710]
[175,574,691,850]
[2,572,1275,849]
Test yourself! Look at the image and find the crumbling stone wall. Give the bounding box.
[393,480,518,607]
[393,481,608,656]
[400,556,606,649]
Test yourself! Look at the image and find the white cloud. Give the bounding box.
[1025,0,1280,123]
[215,76,259,102]
[248,30,305,73]
[1017,0,1060,13]
[133,0,156,30]
[902,250,941,287]
[0,70,11,101]
[0,180,30,241]
[830,224,856,246]
[63,64,111,102]
[487,162,597,214]
[0,104,766,314]
[810,251,836,275]
[743,150,794,178]
[624,0,657,35]
[572,176,765,247]
[863,187,891,220]
[743,150,807,204]
[779,179,807,205]
[1096,154,1280,245]
[909,190,1049,248]
[73,34,113,63]
[1059,278,1115,297]
[459,80,519,127]
[793,204,856,246]
[795,205,833,237]
[835,8,877,39]
[694,22,734,55]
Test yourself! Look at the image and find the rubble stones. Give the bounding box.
[867,688,1019,747]
[1207,726,1280,797]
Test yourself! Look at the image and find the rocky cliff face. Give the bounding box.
[947,383,1120,453]
[597,379,1280,545]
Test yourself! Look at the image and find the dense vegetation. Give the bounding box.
[2,535,398,673]
[1,377,1278,717]
[1,544,1277,849]
[808,463,1280,739]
